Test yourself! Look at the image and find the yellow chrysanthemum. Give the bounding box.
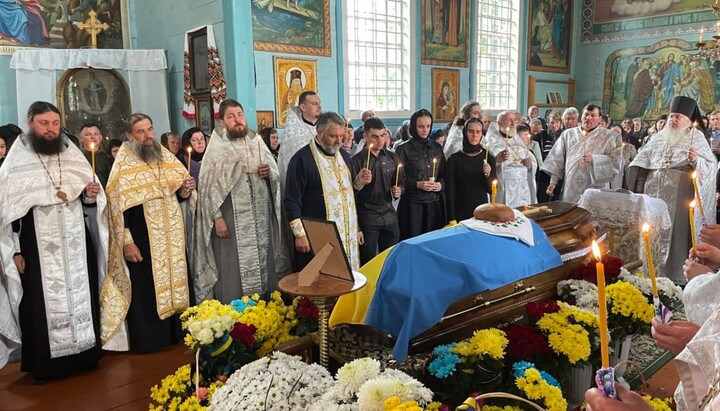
[537,303,597,364]
[607,281,654,324]
[515,366,567,411]
[642,396,674,411]
[452,328,508,361]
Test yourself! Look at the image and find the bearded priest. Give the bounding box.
[0,101,107,382]
[627,96,717,285]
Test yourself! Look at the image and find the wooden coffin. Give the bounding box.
[330,201,604,361]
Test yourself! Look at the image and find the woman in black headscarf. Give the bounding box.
[445,118,497,223]
[395,109,446,240]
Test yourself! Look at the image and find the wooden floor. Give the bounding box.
[0,343,681,411]
[0,344,188,411]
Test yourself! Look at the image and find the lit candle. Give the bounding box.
[366,144,374,170]
[395,163,402,187]
[484,139,490,162]
[491,179,498,207]
[691,171,707,219]
[592,240,610,369]
[641,223,659,298]
[692,122,698,148]
[505,127,511,138]
[716,21,720,35]
[690,200,698,254]
[432,157,437,179]
[700,27,705,43]
[187,146,192,171]
[89,142,96,182]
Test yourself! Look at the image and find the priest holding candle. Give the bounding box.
[193,99,291,302]
[396,109,445,240]
[627,96,717,285]
[350,116,403,265]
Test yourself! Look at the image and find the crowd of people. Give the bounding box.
[2,93,720,409]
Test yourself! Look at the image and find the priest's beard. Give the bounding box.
[28,130,64,155]
[664,126,687,146]
[227,125,248,141]
[128,140,162,163]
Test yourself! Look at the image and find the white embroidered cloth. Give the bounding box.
[461,209,535,246]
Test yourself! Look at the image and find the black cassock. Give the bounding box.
[14,208,101,380]
[284,143,356,271]
[123,198,192,354]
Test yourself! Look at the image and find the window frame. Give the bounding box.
[473,0,522,113]
[341,0,417,120]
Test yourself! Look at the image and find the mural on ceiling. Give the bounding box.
[581,0,714,44]
[0,0,129,54]
[252,0,331,57]
[603,39,720,121]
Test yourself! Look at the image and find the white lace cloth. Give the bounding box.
[10,49,167,71]
[579,188,671,277]
[461,209,535,246]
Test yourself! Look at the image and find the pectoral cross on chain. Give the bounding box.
[77,10,109,49]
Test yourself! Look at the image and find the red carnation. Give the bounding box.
[297,298,319,320]
[503,323,552,360]
[230,322,256,347]
[526,300,560,321]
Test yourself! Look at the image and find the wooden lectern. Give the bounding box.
[278,218,365,367]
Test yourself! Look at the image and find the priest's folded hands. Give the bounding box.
[83,182,100,198]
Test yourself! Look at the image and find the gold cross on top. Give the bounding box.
[77,10,109,49]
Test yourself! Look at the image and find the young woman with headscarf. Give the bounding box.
[445,118,496,224]
[395,109,446,239]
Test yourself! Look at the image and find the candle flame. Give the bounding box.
[89,142,95,151]
[187,146,192,153]
[433,158,437,163]
[642,222,650,233]
[398,163,403,168]
[369,144,374,149]
[690,199,697,208]
[692,171,697,180]
[492,179,498,187]
[591,240,602,261]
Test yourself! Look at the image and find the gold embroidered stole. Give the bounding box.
[308,142,360,270]
[101,145,189,345]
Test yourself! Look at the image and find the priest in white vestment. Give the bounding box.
[277,91,322,193]
[485,111,537,207]
[542,104,620,204]
[627,96,717,285]
[193,99,290,303]
[0,102,108,381]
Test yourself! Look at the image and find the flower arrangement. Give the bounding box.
[513,361,567,411]
[293,296,320,335]
[209,352,334,410]
[426,329,508,403]
[149,364,225,410]
[502,323,552,363]
[606,280,654,340]
[557,279,600,313]
[618,268,683,308]
[384,397,444,411]
[536,302,600,366]
[151,293,319,410]
[575,394,675,411]
[309,357,435,411]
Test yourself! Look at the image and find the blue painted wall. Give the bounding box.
[0,55,18,126]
